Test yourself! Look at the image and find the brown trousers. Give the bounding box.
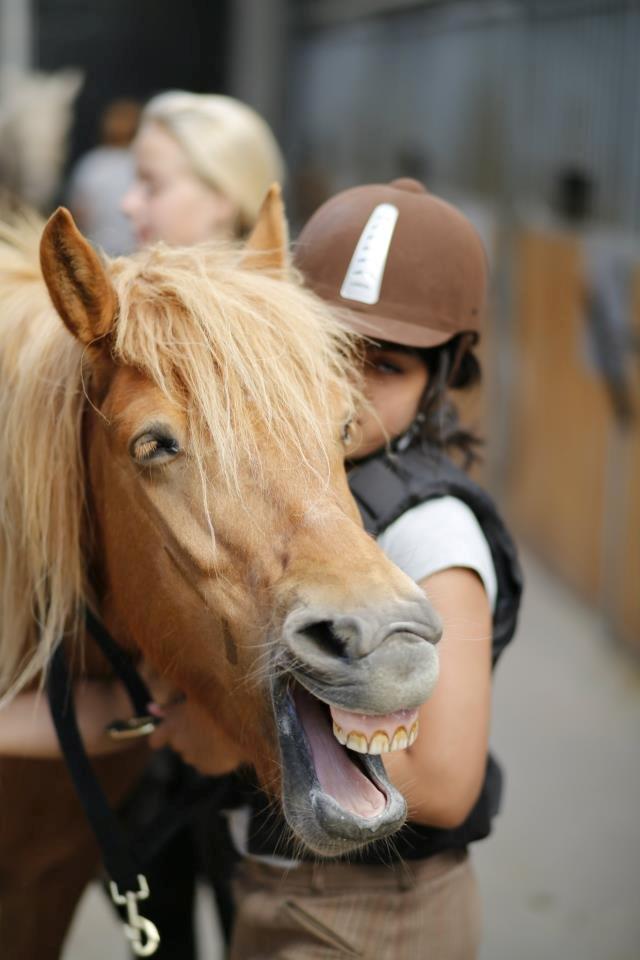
[229,850,481,960]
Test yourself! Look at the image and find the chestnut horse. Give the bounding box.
[0,191,440,958]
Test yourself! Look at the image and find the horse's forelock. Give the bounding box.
[109,243,361,489]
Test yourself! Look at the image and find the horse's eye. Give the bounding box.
[130,431,181,464]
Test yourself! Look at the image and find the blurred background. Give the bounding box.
[1,1,638,958]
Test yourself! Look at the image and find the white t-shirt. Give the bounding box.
[378,495,497,612]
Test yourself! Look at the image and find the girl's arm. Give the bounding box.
[383,566,493,828]
[0,681,139,758]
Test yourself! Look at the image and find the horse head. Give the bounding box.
[35,192,441,856]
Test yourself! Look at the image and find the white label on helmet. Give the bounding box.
[340,203,399,305]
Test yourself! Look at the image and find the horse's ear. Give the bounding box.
[40,207,117,346]
[242,184,290,273]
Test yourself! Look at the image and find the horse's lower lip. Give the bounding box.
[272,676,407,856]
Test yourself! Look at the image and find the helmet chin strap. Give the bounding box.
[390,330,478,455]
[391,413,425,453]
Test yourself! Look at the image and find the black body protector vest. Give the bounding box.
[246,444,523,863]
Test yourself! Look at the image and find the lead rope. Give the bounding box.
[47,613,234,956]
[47,616,161,957]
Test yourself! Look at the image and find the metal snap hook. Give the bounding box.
[109,875,161,957]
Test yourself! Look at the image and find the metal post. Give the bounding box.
[0,0,32,79]
[228,0,290,138]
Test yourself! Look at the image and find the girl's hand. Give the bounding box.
[140,660,248,776]
[147,696,248,776]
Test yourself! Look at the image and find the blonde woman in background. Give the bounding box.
[121,90,285,247]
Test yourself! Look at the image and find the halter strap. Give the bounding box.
[83,607,151,717]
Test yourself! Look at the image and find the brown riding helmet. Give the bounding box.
[294,178,487,348]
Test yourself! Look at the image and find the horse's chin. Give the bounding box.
[272,677,408,857]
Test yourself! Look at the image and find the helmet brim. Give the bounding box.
[331,303,458,349]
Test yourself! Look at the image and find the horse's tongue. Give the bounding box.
[329,706,419,742]
[294,689,385,820]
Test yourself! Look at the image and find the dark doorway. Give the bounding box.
[35,0,230,164]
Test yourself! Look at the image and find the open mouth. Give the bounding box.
[273,676,417,855]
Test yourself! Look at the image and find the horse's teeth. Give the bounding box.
[368,732,390,754]
[331,720,419,754]
[390,727,409,751]
[345,732,369,753]
[408,721,419,746]
[332,721,347,745]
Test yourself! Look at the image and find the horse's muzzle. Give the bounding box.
[281,597,441,715]
[271,597,440,855]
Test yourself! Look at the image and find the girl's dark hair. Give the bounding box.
[377,334,482,468]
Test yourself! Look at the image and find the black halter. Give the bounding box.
[46,609,225,957]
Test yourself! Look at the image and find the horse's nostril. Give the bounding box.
[296,619,349,660]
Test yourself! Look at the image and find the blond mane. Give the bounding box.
[0,220,359,702]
